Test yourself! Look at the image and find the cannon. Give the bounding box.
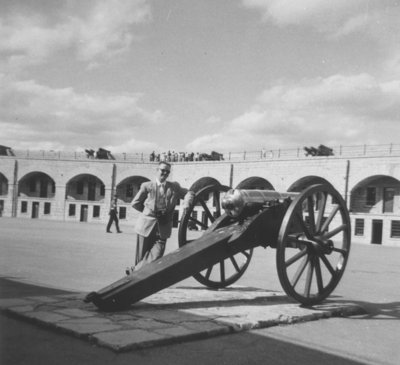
[84,182,351,311]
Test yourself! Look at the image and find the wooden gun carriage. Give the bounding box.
[85,182,351,311]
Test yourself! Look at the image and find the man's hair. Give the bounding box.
[158,161,171,169]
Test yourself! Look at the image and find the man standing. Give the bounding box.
[106,196,122,233]
[127,162,194,273]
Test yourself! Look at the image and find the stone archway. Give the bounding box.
[235,176,274,190]
[350,175,400,244]
[18,171,56,198]
[189,177,222,192]
[116,176,150,203]
[0,172,8,196]
[66,174,105,201]
[287,176,334,192]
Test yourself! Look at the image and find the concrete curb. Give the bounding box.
[0,286,366,352]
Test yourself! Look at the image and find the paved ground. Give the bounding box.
[1,217,399,364]
[0,285,363,353]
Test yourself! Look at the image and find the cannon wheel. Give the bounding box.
[178,184,253,289]
[276,184,351,306]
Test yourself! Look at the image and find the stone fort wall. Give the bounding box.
[0,153,399,246]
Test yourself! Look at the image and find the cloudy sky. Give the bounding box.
[1,0,399,154]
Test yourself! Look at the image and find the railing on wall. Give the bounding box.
[3,143,400,162]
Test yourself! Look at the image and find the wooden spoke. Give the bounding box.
[188,216,208,229]
[199,199,215,223]
[314,256,324,294]
[290,255,309,288]
[332,247,348,256]
[295,211,313,240]
[319,252,336,276]
[315,192,327,233]
[204,266,212,280]
[229,255,241,273]
[304,259,314,297]
[320,205,339,233]
[323,224,346,239]
[285,248,308,268]
[220,261,225,282]
[214,191,221,216]
[307,196,316,235]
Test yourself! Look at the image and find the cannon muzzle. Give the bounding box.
[222,189,299,217]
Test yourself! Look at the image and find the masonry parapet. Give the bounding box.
[2,143,399,163]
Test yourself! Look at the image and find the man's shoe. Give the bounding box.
[106,231,112,233]
[117,231,122,233]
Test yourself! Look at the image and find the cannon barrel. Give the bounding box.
[222,189,299,217]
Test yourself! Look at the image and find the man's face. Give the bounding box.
[157,163,171,183]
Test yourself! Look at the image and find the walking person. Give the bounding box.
[106,196,122,233]
[126,161,194,274]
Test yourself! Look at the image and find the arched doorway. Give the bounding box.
[0,172,7,217]
[65,174,106,222]
[287,176,334,192]
[18,172,56,219]
[115,176,150,220]
[236,176,274,190]
[350,175,400,245]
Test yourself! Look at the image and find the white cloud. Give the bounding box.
[242,0,400,40]
[0,0,151,70]
[187,72,400,152]
[258,74,400,120]
[241,1,400,79]
[332,13,369,38]
[73,0,151,62]
[0,15,73,69]
[242,0,366,30]
[0,75,164,151]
